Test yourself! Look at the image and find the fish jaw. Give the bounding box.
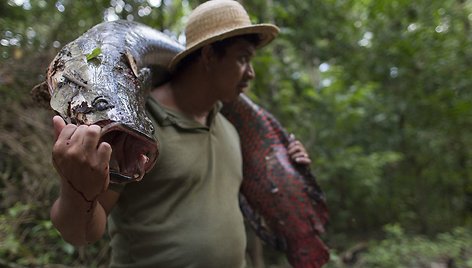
[46,46,158,184]
[99,121,158,183]
[40,20,187,184]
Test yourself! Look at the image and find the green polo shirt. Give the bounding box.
[108,97,246,268]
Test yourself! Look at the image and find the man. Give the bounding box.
[50,1,311,267]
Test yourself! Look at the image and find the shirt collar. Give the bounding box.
[147,97,222,130]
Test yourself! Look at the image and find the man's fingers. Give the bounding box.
[288,141,302,155]
[97,142,112,163]
[291,150,311,163]
[295,157,312,165]
[82,125,102,151]
[286,138,312,165]
[97,142,112,188]
[292,151,308,159]
[56,124,78,143]
[53,116,67,141]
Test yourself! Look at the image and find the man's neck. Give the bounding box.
[151,68,217,126]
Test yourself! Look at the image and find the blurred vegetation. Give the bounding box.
[0,0,471,267]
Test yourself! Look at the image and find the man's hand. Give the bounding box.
[52,116,112,202]
[287,134,312,165]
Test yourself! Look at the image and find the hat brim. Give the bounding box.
[168,24,279,72]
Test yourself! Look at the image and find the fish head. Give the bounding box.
[46,42,158,183]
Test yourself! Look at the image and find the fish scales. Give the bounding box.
[41,20,184,183]
[37,20,330,266]
[221,94,329,268]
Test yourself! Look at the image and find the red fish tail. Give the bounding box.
[287,236,330,268]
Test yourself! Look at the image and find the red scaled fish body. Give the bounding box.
[221,94,329,268]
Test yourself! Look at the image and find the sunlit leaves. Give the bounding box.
[249,0,472,244]
[0,0,471,266]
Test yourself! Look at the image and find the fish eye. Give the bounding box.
[92,96,113,111]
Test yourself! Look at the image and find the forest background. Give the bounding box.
[0,0,471,267]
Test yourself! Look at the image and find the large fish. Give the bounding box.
[221,94,330,268]
[33,20,184,183]
[33,20,329,266]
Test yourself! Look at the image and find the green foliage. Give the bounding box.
[0,203,71,266]
[358,225,472,268]
[325,225,472,268]
[0,202,110,267]
[0,0,471,267]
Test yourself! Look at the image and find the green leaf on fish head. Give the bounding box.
[86,47,102,62]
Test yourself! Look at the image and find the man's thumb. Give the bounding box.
[52,115,66,141]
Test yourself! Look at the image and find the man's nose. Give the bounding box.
[246,63,255,80]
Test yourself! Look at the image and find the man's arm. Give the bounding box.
[49,116,118,246]
[50,188,119,246]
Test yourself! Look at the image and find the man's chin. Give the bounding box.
[221,93,240,104]
[239,86,249,94]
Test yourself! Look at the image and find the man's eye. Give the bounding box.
[239,56,249,63]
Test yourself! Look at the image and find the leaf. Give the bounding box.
[86,47,102,61]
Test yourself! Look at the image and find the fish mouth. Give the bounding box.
[98,121,158,184]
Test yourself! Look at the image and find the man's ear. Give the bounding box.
[201,45,216,65]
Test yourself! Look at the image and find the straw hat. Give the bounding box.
[168,0,279,71]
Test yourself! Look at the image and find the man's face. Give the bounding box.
[209,38,256,102]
